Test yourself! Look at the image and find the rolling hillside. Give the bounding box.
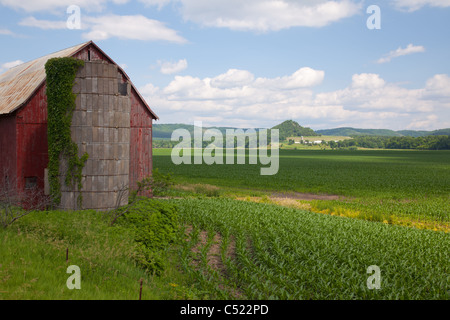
[316,127,403,137]
[153,124,196,139]
[154,122,449,140]
[154,124,265,139]
[428,128,450,136]
[317,127,450,137]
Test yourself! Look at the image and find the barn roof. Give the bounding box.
[0,41,158,119]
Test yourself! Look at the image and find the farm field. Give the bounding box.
[154,148,450,229]
[2,148,448,300]
[153,148,449,299]
[173,198,449,299]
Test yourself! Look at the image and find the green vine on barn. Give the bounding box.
[45,57,88,207]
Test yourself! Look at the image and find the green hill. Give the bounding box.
[153,123,195,139]
[317,127,450,137]
[153,123,254,139]
[396,130,432,138]
[395,129,450,137]
[428,128,450,136]
[316,127,403,137]
[272,120,319,140]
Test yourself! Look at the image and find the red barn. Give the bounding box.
[0,41,158,210]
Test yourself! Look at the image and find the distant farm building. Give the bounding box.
[0,41,158,210]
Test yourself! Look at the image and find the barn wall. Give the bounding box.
[129,87,153,192]
[0,115,17,189]
[72,44,110,63]
[16,83,48,194]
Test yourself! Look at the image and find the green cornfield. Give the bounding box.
[173,198,449,300]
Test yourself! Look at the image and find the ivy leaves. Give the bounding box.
[45,57,86,206]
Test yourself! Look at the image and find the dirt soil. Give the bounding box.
[185,225,242,298]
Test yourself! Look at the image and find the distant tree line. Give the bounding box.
[153,139,179,148]
[154,134,450,150]
[337,135,450,150]
[153,132,275,149]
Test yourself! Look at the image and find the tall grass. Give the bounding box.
[0,207,200,300]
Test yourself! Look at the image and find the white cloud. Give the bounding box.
[425,74,450,95]
[0,28,15,36]
[376,44,425,64]
[0,0,128,12]
[406,114,439,129]
[423,74,450,103]
[159,67,323,103]
[82,15,186,43]
[0,59,24,73]
[144,0,361,31]
[141,69,450,130]
[254,67,325,89]
[393,0,450,11]
[19,16,67,30]
[17,14,186,43]
[158,59,188,74]
[139,0,171,9]
[351,73,385,88]
[316,74,431,113]
[211,69,254,89]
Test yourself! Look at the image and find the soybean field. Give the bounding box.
[154,149,450,222]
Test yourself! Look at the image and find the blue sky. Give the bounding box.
[1,0,449,130]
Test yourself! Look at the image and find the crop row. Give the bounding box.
[171,198,449,300]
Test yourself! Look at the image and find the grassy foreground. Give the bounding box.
[0,207,200,300]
